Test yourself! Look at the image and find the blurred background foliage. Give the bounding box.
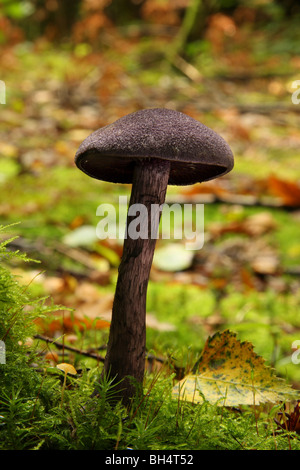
[1,0,300,45]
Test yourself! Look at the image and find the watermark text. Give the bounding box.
[291,80,300,105]
[96,197,204,250]
[0,340,6,364]
[0,80,5,104]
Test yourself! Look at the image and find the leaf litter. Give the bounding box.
[1,3,300,416]
[172,330,298,406]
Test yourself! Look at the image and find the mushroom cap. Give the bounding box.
[56,363,77,375]
[75,108,234,186]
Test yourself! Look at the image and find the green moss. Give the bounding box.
[0,234,299,449]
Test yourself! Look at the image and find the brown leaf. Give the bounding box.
[180,180,229,197]
[251,255,279,275]
[210,212,277,238]
[38,279,112,335]
[146,313,176,332]
[275,402,300,435]
[205,13,237,54]
[242,212,277,236]
[267,175,300,206]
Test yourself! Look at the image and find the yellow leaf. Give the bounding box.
[172,330,298,406]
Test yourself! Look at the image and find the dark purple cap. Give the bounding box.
[75,108,234,186]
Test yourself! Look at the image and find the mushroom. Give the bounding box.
[56,362,77,407]
[75,108,234,405]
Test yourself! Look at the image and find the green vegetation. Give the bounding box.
[0,234,300,450]
[1,0,300,450]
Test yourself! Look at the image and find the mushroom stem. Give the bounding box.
[103,158,171,405]
[60,372,67,408]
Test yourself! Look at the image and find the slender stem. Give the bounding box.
[103,159,171,405]
[60,373,67,408]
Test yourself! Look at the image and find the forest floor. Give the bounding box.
[1,11,300,449]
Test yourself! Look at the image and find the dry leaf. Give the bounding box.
[267,175,300,207]
[205,13,237,54]
[210,212,277,238]
[242,212,277,236]
[275,402,300,434]
[146,313,176,332]
[251,255,279,275]
[172,330,297,406]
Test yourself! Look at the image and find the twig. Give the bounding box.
[166,193,300,211]
[168,0,203,62]
[35,334,167,366]
[53,241,98,270]
[34,334,105,362]
[192,103,300,115]
[172,55,203,83]
[8,237,97,270]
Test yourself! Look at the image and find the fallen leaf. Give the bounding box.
[172,330,297,406]
[242,212,277,236]
[146,313,176,332]
[153,243,194,272]
[205,13,237,54]
[37,281,113,334]
[275,401,300,434]
[210,212,277,238]
[45,351,59,364]
[251,254,279,275]
[267,175,300,207]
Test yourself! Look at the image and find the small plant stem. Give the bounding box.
[281,410,292,450]
[60,372,67,408]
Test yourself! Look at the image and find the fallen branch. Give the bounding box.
[34,333,105,362]
[166,193,300,211]
[34,334,167,368]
